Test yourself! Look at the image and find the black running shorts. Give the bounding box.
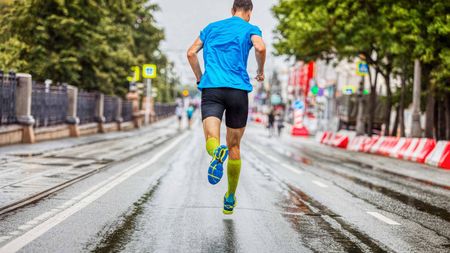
[201,88,248,129]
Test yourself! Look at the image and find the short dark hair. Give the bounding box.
[233,0,253,12]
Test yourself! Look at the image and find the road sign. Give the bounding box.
[127,66,141,82]
[356,61,369,76]
[143,64,157,79]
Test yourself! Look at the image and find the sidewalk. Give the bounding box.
[0,117,179,215]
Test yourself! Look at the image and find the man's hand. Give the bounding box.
[256,71,265,82]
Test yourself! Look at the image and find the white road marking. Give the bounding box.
[312,180,328,188]
[0,132,189,253]
[280,163,303,175]
[265,155,278,162]
[367,212,401,225]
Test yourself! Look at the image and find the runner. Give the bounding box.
[187,0,266,214]
[186,104,195,129]
[175,103,183,130]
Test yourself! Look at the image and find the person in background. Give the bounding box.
[175,103,183,130]
[267,109,275,137]
[186,104,195,129]
[276,111,285,137]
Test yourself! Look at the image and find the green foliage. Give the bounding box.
[272,0,449,95]
[0,0,174,97]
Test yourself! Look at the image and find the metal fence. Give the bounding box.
[0,71,17,126]
[122,100,134,122]
[31,83,68,128]
[154,103,176,118]
[77,91,98,125]
[103,95,117,123]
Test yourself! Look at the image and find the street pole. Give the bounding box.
[411,59,422,137]
[145,78,152,125]
[356,76,365,135]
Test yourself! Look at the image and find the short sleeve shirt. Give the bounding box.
[198,16,262,92]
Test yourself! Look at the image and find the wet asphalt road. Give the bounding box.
[0,119,449,253]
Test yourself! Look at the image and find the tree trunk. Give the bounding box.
[425,86,435,138]
[356,77,366,136]
[436,97,446,140]
[399,72,406,137]
[368,70,379,136]
[383,76,392,136]
[392,106,400,137]
[446,92,450,140]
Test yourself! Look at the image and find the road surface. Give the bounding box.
[0,118,449,252]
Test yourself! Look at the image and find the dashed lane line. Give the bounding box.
[0,132,189,253]
[367,212,401,225]
[312,180,329,188]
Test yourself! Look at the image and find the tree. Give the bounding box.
[0,0,174,98]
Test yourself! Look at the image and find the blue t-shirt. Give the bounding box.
[198,16,262,92]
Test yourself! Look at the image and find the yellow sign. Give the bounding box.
[182,89,189,97]
[142,64,157,79]
[127,66,141,82]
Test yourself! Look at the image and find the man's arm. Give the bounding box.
[187,37,204,83]
[251,35,266,82]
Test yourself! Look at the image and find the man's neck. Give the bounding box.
[233,11,249,22]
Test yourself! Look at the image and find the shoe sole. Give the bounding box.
[208,146,228,185]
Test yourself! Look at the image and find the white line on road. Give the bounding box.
[367,212,401,225]
[312,180,328,188]
[0,132,189,253]
[280,163,303,175]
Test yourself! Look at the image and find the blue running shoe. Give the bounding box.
[208,145,228,185]
[223,192,236,215]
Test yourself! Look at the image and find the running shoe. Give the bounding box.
[223,192,236,215]
[207,145,228,185]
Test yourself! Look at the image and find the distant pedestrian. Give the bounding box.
[267,109,275,137]
[186,104,195,129]
[276,113,285,136]
[175,103,183,129]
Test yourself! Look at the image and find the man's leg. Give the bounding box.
[203,117,221,156]
[226,127,245,195]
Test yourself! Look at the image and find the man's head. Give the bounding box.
[232,0,253,22]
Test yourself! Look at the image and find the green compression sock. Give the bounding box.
[206,137,220,157]
[227,159,242,195]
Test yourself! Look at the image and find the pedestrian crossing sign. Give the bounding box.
[143,64,157,79]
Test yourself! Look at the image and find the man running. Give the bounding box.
[187,0,266,214]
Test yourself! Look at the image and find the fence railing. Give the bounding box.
[31,83,68,128]
[104,95,118,123]
[154,103,176,118]
[0,71,17,126]
[77,91,98,125]
[0,73,175,129]
[122,100,133,122]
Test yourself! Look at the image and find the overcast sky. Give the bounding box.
[153,0,283,84]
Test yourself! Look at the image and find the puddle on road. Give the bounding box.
[90,178,163,253]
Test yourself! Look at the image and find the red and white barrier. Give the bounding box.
[425,141,450,169]
[361,136,379,153]
[389,138,409,158]
[316,131,448,170]
[408,138,436,163]
[348,136,366,152]
[369,137,386,154]
[401,138,420,160]
[331,134,349,149]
